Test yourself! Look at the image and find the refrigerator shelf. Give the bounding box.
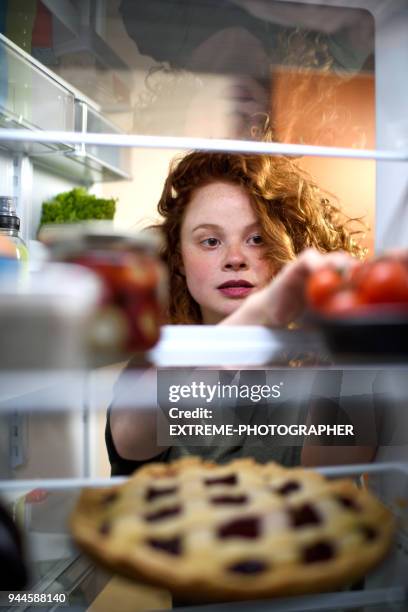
[0,462,407,612]
[1,460,408,490]
[175,587,408,611]
[2,322,408,374]
[2,362,408,415]
[1,126,408,161]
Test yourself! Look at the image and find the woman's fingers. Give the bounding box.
[293,248,354,275]
[263,249,356,326]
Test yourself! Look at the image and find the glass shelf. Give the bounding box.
[0,128,408,161]
[0,463,407,611]
[0,0,407,151]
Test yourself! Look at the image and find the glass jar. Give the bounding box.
[0,197,29,264]
[39,222,167,357]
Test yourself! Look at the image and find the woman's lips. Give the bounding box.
[219,286,253,298]
[217,280,254,298]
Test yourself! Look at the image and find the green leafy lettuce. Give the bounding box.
[40,188,116,226]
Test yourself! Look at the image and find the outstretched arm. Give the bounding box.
[222,248,377,467]
[220,248,354,327]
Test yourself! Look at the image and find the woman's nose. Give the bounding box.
[222,246,249,271]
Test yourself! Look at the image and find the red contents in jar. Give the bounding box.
[73,250,161,351]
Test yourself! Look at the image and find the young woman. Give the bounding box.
[106,150,374,475]
[155,150,363,326]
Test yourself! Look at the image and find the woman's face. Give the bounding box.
[180,181,273,324]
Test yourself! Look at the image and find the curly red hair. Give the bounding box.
[153,151,365,324]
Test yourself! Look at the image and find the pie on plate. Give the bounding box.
[70,457,394,602]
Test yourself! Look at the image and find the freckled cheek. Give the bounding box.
[253,254,274,286]
[182,247,218,289]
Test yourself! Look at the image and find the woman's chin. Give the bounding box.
[201,299,245,324]
[224,300,246,314]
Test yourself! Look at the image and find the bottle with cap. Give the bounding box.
[0,196,29,264]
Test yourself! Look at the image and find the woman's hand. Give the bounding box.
[221,248,355,327]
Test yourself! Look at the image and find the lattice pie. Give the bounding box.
[70,457,394,601]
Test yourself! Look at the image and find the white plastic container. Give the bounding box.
[0,262,101,370]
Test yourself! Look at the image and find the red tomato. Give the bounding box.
[323,289,362,316]
[358,260,408,305]
[119,255,158,292]
[306,268,343,309]
[347,261,371,287]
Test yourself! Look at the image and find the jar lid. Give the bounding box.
[0,197,20,230]
[0,214,20,231]
[39,221,162,258]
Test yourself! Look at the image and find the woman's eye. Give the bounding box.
[248,234,263,245]
[201,238,220,248]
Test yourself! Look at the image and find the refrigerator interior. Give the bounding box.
[0,0,408,609]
